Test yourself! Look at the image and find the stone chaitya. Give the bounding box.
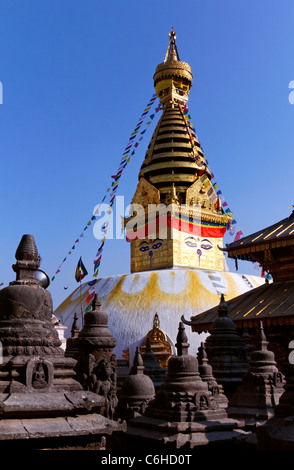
[227,321,285,424]
[123,322,245,449]
[116,347,155,421]
[0,235,124,449]
[197,342,228,409]
[142,338,167,389]
[73,294,118,420]
[202,294,249,399]
[256,365,294,449]
[65,311,80,359]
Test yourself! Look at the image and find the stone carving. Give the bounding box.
[75,295,118,419]
[25,357,53,392]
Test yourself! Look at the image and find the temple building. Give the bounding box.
[54,29,264,367]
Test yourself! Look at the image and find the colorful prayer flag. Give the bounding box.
[75,257,88,283]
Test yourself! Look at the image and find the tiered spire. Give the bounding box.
[128,29,231,273]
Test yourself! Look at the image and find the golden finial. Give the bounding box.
[164,27,180,63]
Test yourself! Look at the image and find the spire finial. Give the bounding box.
[71,312,80,338]
[164,27,180,62]
[175,321,190,356]
[130,347,144,375]
[92,293,101,311]
[256,320,268,351]
[218,294,228,317]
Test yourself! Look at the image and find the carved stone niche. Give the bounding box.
[25,357,53,393]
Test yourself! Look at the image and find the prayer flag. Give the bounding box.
[86,291,95,304]
[234,230,243,242]
[85,301,93,311]
[75,257,88,283]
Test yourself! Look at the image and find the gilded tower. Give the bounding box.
[125,29,231,273]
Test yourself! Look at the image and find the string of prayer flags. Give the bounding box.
[51,92,159,283]
[85,279,98,312]
[92,94,160,278]
[181,103,243,243]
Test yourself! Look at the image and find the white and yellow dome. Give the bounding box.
[54,268,264,361]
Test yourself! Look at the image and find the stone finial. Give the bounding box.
[175,321,189,356]
[92,293,102,310]
[71,312,80,338]
[198,342,208,365]
[130,347,144,375]
[12,234,40,282]
[15,234,39,262]
[218,294,228,317]
[256,320,268,351]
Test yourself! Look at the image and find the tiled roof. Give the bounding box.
[184,280,294,332]
[226,211,294,252]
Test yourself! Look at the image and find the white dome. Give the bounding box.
[54,268,264,362]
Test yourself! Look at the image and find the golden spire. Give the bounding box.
[153,28,192,106]
[164,27,180,62]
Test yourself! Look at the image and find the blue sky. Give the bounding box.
[0,0,294,309]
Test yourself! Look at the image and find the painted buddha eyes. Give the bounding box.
[139,242,149,252]
[200,239,213,250]
[152,239,163,250]
[185,237,198,248]
[139,239,163,252]
[184,237,213,250]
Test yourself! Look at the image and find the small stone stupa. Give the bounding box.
[65,312,80,359]
[227,321,285,424]
[142,338,167,389]
[0,235,124,449]
[204,294,249,399]
[124,322,245,449]
[256,362,294,450]
[116,347,155,421]
[74,294,118,420]
[197,342,228,409]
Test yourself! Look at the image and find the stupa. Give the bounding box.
[116,347,155,421]
[197,342,228,409]
[187,294,249,399]
[0,235,124,450]
[227,321,285,424]
[141,338,167,389]
[72,294,118,419]
[54,28,264,366]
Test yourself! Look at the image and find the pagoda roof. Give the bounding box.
[182,280,294,333]
[225,210,294,257]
